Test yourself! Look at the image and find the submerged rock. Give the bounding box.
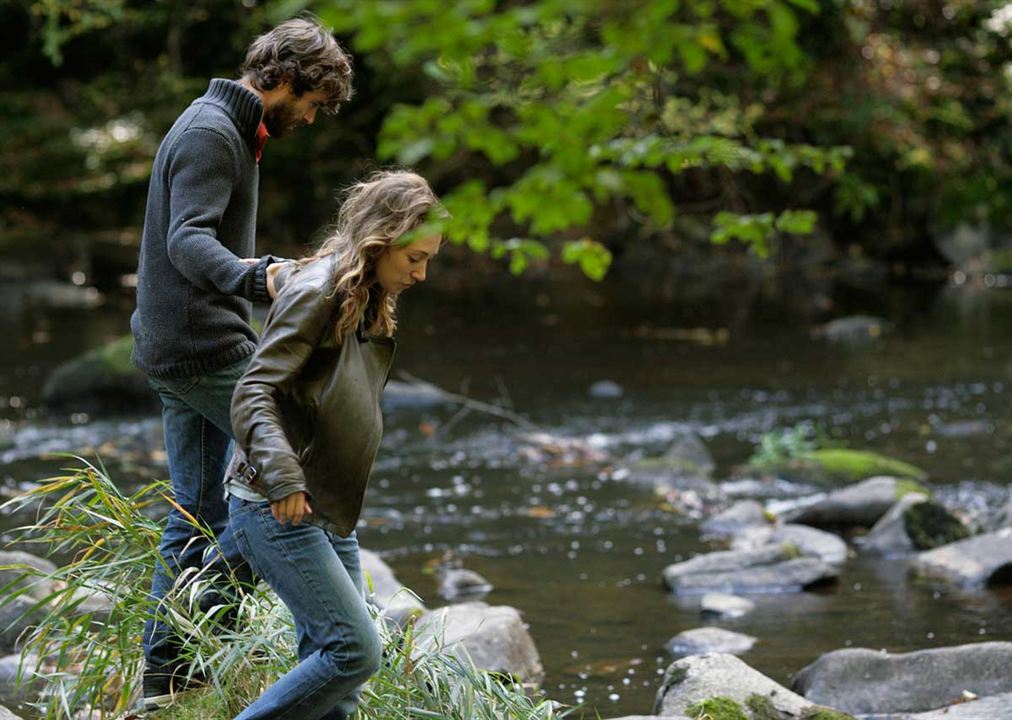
[911,528,1012,588]
[663,545,838,595]
[892,692,1012,719]
[360,549,426,625]
[782,476,925,529]
[792,641,1012,714]
[700,593,755,619]
[413,602,544,685]
[860,494,969,557]
[42,335,155,413]
[588,380,624,398]
[653,653,819,718]
[437,567,493,602]
[666,627,756,658]
[813,315,891,343]
[628,430,715,490]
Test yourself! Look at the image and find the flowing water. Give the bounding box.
[2,268,1011,718]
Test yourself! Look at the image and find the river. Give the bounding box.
[1,266,1011,718]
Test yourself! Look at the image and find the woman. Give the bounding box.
[225,170,442,720]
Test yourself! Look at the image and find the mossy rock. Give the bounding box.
[42,334,156,412]
[801,708,857,720]
[745,694,782,720]
[904,502,970,550]
[895,478,931,499]
[687,696,749,720]
[802,449,926,482]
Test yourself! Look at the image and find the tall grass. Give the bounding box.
[0,459,568,719]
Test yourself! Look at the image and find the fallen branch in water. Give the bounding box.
[395,371,540,432]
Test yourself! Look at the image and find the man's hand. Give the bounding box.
[271,491,313,526]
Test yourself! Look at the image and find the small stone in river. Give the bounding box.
[665,627,756,658]
[589,380,624,398]
[700,592,756,618]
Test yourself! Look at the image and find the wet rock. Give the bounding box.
[413,602,544,685]
[731,524,848,565]
[0,653,45,708]
[41,335,156,413]
[911,528,1012,588]
[700,593,755,619]
[813,315,891,343]
[0,551,57,601]
[792,641,1012,714]
[628,430,716,492]
[360,549,426,625]
[663,545,839,595]
[891,692,1012,719]
[701,500,768,541]
[382,379,452,410]
[588,380,624,399]
[781,476,923,528]
[653,653,816,717]
[665,628,756,658]
[860,494,969,557]
[0,705,23,720]
[437,567,493,602]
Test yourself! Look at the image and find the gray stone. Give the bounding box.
[699,593,755,619]
[437,567,493,602]
[896,692,1012,719]
[0,653,44,708]
[665,627,756,658]
[589,380,624,398]
[360,549,426,625]
[782,476,911,528]
[653,653,814,717]
[701,501,768,540]
[627,431,715,489]
[793,641,1012,714]
[912,528,1012,588]
[0,706,22,720]
[731,523,848,565]
[0,551,57,602]
[0,596,46,654]
[414,602,544,684]
[814,315,892,343]
[663,545,838,595]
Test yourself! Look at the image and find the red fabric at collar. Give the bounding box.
[255,121,270,164]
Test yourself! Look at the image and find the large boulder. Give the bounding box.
[666,627,756,658]
[792,642,1012,714]
[782,477,924,528]
[663,545,838,595]
[360,549,426,625]
[860,494,969,557]
[653,653,818,718]
[731,524,848,565]
[911,528,1012,588]
[413,602,544,685]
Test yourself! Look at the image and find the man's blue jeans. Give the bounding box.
[229,496,381,720]
[143,357,252,671]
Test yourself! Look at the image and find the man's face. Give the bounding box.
[262,86,330,138]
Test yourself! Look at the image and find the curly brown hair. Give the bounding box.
[241,16,353,113]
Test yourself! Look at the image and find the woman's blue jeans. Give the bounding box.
[143,357,252,671]
[229,495,381,720]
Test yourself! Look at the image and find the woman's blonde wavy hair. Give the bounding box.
[301,170,441,339]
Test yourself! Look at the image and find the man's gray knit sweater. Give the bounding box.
[131,79,274,379]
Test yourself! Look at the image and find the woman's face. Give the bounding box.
[375,234,442,295]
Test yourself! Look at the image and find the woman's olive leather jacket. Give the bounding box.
[228,255,395,536]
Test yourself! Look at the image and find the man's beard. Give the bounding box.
[262,100,302,138]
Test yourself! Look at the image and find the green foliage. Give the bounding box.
[316,0,840,276]
[749,423,822,470]
[0,460,564,719]
[688,695,749,720]
[801,708,857,720]
[902,502,970,550]
[745,693,782,719]
[806,449,926,482]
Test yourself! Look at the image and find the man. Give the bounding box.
[129,16,353,709]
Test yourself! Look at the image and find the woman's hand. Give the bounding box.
[272,491,313,526]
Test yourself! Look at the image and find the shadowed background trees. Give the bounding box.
[5,0,1012,281]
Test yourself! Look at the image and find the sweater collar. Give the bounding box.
[201,78,264,146]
